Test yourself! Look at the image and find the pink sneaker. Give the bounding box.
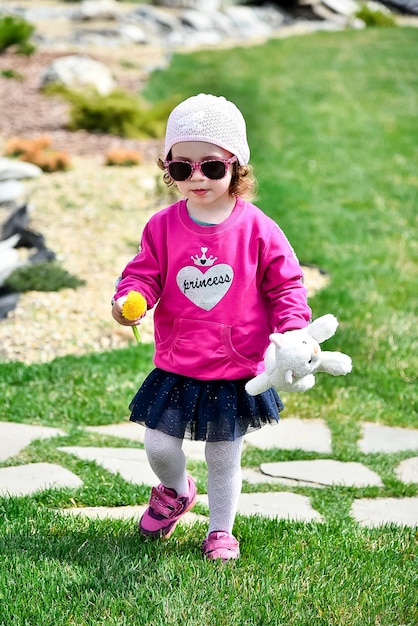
[201,531,240,561]
[139,475,197,539]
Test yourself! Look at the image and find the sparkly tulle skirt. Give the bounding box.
[129,368,284,442]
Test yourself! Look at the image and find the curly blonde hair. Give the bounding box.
[157,156,257,200]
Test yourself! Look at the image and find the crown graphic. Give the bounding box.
[191,247,218,267]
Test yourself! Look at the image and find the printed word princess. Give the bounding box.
[182,271,232,294]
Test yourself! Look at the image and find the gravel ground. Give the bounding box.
[0,46,165,159]
[0,158,165,363]
[0,44,164,363]
[0,45,328,364]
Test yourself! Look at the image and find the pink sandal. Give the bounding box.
[139,475,197,539]
[201,531,240,561]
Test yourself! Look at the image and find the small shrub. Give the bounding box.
[30,151,72,173]
[5,135,51,157]
[4,136,71,173]
[1,68,24,80]
[105,149,142,166]
[355,3,396,26]
[0,15,36,55]
[68,89,169,138]
[45,85,174,139]
[5,262,85,293]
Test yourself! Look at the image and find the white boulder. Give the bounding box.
[39,55,115,95]
[0,159,42,181]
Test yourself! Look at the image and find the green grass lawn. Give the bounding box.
[0,27,417,626]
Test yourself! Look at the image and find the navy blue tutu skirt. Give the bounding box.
[129,368,284,442]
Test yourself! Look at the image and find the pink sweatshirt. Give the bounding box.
[114,197,311,380]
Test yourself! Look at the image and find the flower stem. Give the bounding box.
[132,325,140,344]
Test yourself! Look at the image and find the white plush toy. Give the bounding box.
[245,314,352,395]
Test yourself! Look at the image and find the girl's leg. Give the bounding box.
[144,427,189,496]
[205,437,244,535]
[140,428,196,539]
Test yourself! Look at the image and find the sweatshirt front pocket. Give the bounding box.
[156,318,255,379]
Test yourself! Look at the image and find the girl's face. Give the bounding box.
[170,141,235,211]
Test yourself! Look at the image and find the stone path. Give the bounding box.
[1,419,417,528]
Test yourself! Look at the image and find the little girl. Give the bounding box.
[112,93,311,561]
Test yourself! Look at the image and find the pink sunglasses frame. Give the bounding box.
[163,156,238,181]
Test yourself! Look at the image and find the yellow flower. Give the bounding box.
[121,291,147,320]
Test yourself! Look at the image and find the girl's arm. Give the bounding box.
[112,222,162,310]
[261,227,312,333]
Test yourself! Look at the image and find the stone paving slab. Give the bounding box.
[58,446,159,486]
[358,422,418,453]
[0,462,83,497]
[242,468,292,485]
[1,421,418,527]
[245,418,332,453]
[198,492,323,522]
[58,505,206,525]
[243,467,324,488]
[351,497,418,527]
[260,460,383,488]
[86,422,145,443]
[85,423,207,461]
[0,421,65,462]
[88,419,333,456]
[395,457,418,484]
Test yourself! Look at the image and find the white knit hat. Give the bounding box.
[164,93,250,165]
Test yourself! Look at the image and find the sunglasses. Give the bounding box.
[164,156,237,181]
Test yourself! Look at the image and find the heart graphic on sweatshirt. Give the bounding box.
[176,264,234,311]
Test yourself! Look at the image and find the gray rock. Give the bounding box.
[130,5,182,34]
[170,30,222,47]
[39,55,115,95]
[1,1,356,52]
[223,6,273,37]
[71,28,125,48]
[254,6,288,28]
[0,181,25,205]
[0,291,20,319]
[384,0,418,15]
[0,246,25,285]
[209,11,238,36]
[152,0,221,9]
[1,203,29,240]
[181,9,216,31]
[0,158,42,181]
[311,1,366,27]
[2,5,76,22]
[321,0,360,15]
[73,0,120,22]
[118,24,148,45]
[0,234,20,252]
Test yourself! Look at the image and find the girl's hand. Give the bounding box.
[112,297,141,326]
[112,291,147,327]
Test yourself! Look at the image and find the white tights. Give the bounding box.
[144,428,244,535]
